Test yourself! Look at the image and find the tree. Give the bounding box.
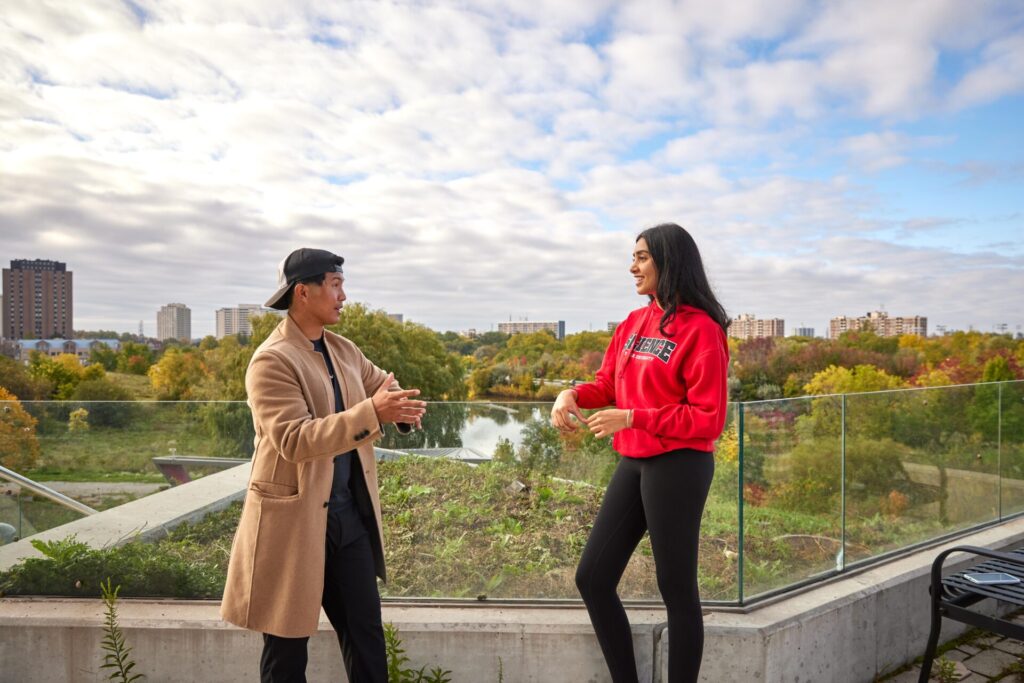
[497,331,558,365]
[249,313,282,348]
[148,348,208,400]
[516,418,563,474]
[88,343,119,371]
[28,353,104,400]
[71,379,136,428]
[0,387,41,471]
[330,304,466,400]
[804,364,904,396]
[802,364,905,439]
[116,342,154,375]
[194,336,252,401]
[0,356,52,399]
[968,355,1019,439]
[564,331,611,357]
[198,336,219,351]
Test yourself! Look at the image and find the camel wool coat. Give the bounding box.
[220,314,395,638]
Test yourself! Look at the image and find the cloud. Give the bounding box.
[948,32,1024,110]
[840,130,949,172]
[0,0,1020,338]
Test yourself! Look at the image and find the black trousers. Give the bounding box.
[260,510,386,683]
[575,449,715,683]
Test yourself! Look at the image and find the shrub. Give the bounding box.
[68,407,90,432]
[0,535,225,598]
[71,378,137,428]
[200,402,255,458]
[384,623,452,683]
[764,437,912,515]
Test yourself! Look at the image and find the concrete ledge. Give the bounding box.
[0,599,664,682]
[0,463,249,571]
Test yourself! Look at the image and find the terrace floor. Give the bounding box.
[880,616,1024,682]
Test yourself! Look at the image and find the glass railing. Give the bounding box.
[740,395,843,599]
[0,380,1021,605]
[0,483,91,542]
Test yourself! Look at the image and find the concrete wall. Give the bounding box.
[0,600,664,683]
[3,516,1024,682]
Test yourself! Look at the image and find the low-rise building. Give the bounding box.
[730,314,785,340]
[14,338,121,365]
[830,311,927,338]
[497,320,566,341]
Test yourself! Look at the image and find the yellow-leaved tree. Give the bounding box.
[0,387,41,471]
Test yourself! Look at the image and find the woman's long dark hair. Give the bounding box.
[637,223,730,335]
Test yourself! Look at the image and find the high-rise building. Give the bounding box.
[2,259,73,340]
[497,320,566,341]
[607,322,619,333]
[216,304,280,339]
[793,327,815,338]
[730,314,785,340]
[387,313,404,324]
[829,311,927,339]
[157,303,192,342]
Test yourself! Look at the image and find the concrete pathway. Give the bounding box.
[880,612,1024,682]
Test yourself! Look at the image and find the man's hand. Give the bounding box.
[372,373,427,428]
[585,408,631,439]
[550,389,586,433]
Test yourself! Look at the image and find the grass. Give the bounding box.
[1,454,985,602]
[22,402,238,481]
[105,372,160,400]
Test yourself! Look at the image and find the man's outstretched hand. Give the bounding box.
[372,373,426,428]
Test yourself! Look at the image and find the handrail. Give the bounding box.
[0,464,98,516]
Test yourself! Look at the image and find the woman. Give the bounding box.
[551,223,729,683]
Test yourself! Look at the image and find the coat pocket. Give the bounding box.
[250,480,299,499]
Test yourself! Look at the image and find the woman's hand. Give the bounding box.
[585,408,632,439]
[551,389,585,433]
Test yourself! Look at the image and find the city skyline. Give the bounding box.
[1,2,1021,339]
[0,269,994,341]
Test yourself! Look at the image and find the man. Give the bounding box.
[221,248,426,682]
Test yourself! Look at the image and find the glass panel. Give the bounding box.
[377,401,622,600]
[1000,381,1024,517]
[19,400,251,486]
[0,483,92,543]
[847,384,1000,563]
[742,396,843,599]
[702,402,740,603]
[375,401,741,602]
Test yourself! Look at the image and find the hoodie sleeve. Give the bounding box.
[573,329,620,409]
[630,343,729,442]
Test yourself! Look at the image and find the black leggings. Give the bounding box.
[576,448,714,683]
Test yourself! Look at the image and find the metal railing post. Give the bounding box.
[0,465,97,516]
[738,402,745,605]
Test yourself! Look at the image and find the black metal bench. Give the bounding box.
[920,545,1024,681]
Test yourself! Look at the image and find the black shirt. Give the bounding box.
[311,336,357,516]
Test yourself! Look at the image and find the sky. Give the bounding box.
[1,0,1022,340]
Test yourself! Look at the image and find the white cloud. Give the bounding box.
[840,130,949,172]
[949,33,1024,110]
[0,0,1020,337]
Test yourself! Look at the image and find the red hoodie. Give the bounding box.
[574,301,729,458]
